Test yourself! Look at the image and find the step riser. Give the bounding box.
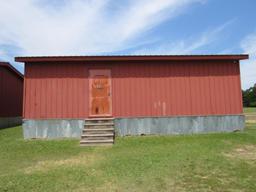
[83,128,114,131]
[82,134,114,137]
[83,130,114,133]
[85,124,114,127]
[84,125,114,129]
[80,140,113,143]
[81,136,113,140]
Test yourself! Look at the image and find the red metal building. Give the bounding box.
[16,55,248,140]
[0,62,23,128]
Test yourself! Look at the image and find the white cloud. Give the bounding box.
[0,0,204,57]
[241,34,256,55]
[133,20,233,55]
[240,32,256,89]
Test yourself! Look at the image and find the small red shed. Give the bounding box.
[15,55,248,143]
[0,61,23,128]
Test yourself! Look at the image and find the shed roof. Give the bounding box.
[15,54,249,63]
[0,62,24,79]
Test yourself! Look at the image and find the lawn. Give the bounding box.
[0,125,256,192]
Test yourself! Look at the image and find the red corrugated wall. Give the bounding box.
[24,60,243,119]
[0,66,23,117]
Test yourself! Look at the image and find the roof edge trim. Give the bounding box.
[0,62,24,79]
[15,54,249,63]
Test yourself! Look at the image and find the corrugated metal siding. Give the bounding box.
[24,60,243,119]
[24,62,88,119]
[0,67,23,117]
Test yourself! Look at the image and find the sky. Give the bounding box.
[0,0,255,89]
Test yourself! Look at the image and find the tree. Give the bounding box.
[243,84,256,107]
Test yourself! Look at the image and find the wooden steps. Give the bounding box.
[80,118,115,146]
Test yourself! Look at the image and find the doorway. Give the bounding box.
[89,69,112,117]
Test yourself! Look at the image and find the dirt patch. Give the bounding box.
[224,145,256,162]
[24,153,103,174]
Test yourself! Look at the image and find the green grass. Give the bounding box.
[244,107,256,114]
[1,125,256,192]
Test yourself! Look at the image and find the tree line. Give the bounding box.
[242,84,256,107]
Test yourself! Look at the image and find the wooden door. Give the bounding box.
[89,69,112,117]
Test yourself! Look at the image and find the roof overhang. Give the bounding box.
[0,62,24,79]
[15,54,249,63]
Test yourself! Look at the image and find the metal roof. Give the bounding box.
[15,54,249,63]
[0,62,24,79]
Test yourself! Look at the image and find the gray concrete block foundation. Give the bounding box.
[115,115,245,136]
[23,119,84,139]
[0,116,22,129]
[22,115,245,139]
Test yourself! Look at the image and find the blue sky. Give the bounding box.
[0,0,255,89]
